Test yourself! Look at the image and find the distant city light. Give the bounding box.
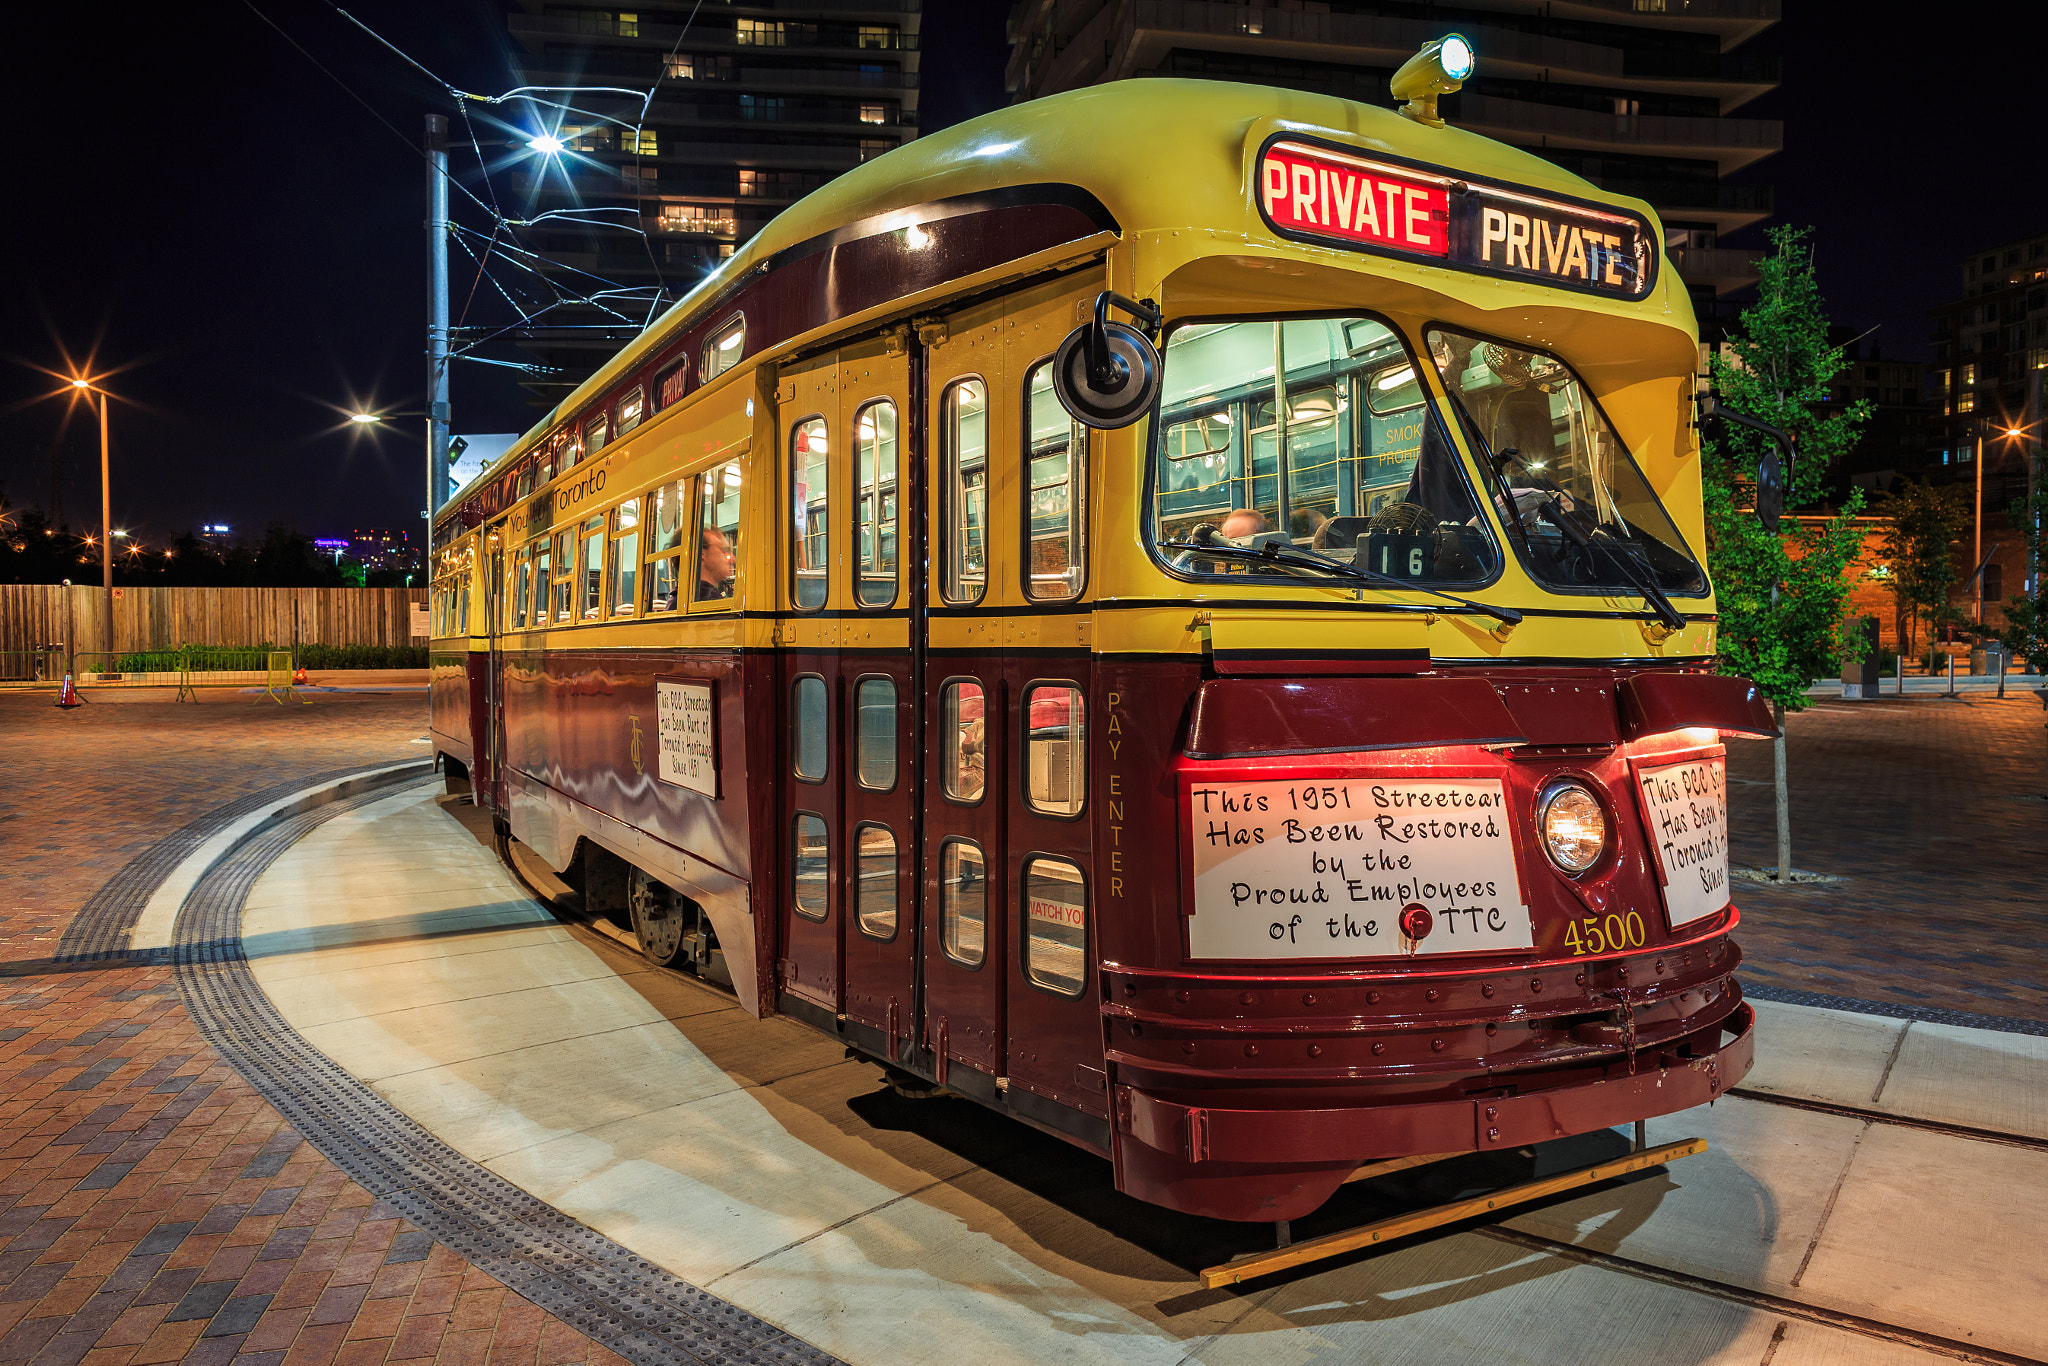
[526,133,564,156]
[314,539,350,550]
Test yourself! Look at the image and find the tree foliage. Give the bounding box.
[1875,479,1967,659]
[1996,498,2048,674]
[1703,226,1870,711]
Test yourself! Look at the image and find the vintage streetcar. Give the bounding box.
[429,40,1772,1234]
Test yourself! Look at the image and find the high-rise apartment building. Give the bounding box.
[505,2,922,399]
[1005,0,1780,307]
[1927,231,2048,505]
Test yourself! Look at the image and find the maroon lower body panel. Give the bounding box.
[1113,1002,1754,1222]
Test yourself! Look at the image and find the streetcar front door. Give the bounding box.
[919,280,1105,1123]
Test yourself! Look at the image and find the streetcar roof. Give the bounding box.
[438,78,1673,524]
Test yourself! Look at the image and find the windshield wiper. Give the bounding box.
[1157,534,1522,629]
[1530,500,1687,632]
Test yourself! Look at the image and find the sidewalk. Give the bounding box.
[0,693,629,1366]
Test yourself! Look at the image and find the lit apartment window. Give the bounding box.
[859,139,891,162]
[859,103,887,124]
[858,24,895,48]
[665,54,692,79]
[1959,395,1975,413]
[738,169,762,197]
[1963,363,1976,385]
[739,95,786,120]
[627,128,658,156]
[737,18,782,44]
[570,126,614,152]
[658,203,735,236]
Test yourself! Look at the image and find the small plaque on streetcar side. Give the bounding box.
[1632,752,1729,928]
[1187,777,1531,960]
[655,679,718,797]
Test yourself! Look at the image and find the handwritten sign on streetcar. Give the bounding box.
[1187,777,1531,960]
[1633,752,1730,929]
[655,679,719,798]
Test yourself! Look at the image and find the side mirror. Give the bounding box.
[1698,392,1795,533]
[1052,292,1162,429]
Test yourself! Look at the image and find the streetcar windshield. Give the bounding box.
[1150,316,1499,586]
[1426,329,1706,597]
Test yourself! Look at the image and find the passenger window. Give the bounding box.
[855,676,897,790]
[584,413,608,456]
[513,548,532,629]
[564,426,585,471]
[940,680,985,803]
[792,675,827,782]
[1025,363,1085,599]
[550,532,572,620]
[940,840,986,967]
[942,379,988,603]
[854,824,897,940]
[610,499,639,615]
[616,387,646,436]
[580,516,605,618]
[1023,684,1085,815]
[645,479,686,612]
[696,462,742,607]
[792,418,829,609]
[854,400,898,606]
[1023,858,1087,996]
[702,316,746,383]
[792,814,828,922]
[534,542,551,621]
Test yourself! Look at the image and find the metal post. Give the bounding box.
[1946,648,1956,697]
[98,391,111,662]
[1897,651,1905,697]
[1974,431,1984,628]
[425,114,452,521]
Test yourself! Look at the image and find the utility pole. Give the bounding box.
[425,114,451,524]
[1974,426,1984,628]
[97,391,111,661]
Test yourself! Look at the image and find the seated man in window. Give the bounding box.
[697,527,736,600]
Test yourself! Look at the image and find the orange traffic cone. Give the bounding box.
[55,673,84,709]
[293,665,309,686]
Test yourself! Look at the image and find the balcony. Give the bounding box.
[1671,245,1761,296]
[509,12,921,53]
[1547,0,1780,49]
[1461,93,1781,175]
[1596,180,1773,235]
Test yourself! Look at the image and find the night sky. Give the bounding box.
[2,1,2040,550]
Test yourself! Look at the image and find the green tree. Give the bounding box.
[1703,225,1870,881]
[1876,479,1967,661]
[1996,495,2048,675]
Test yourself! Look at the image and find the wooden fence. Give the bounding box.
[0,586,428,661]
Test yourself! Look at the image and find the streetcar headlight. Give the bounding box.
[1537,781,1607,874]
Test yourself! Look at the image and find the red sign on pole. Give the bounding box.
[1258,144,1450,257]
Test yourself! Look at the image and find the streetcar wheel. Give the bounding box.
[628,869,688,968]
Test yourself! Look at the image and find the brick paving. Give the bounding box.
[0,694,630,1366]
[1726,692,2048,1024]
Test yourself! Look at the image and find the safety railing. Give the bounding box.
[60,647,308,703]
[0,647,65,684]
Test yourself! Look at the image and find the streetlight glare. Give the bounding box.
[526,133,564,156]
[71,377,89,389]
[350,412,383,424]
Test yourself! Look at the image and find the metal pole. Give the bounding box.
[426,114,451,521]
[98,391,111,662]
[1974,431,1984,628]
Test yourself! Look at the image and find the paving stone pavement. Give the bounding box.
[1725,692,2048,1024]
[0,694,630,1366]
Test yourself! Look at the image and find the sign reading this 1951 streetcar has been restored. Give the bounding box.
[1188,776,1532,960]
[1256,138,1655,299]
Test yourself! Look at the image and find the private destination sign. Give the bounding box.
[1255,137,1657,300]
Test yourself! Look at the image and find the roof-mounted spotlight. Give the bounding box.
[1391,33,1475,128]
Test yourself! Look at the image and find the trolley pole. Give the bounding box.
[425,114,452,522]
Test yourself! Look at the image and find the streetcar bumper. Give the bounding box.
[1111,999,1753,1222]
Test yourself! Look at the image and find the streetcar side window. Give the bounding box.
[853,823,897,941]
[610,499,639,616]
[940,680,986,804]
[645,479,686,612]
[563,426,585,472]
[533,541,551,623]
[855,676,896,790]
[513,547,531,629]
[940,839,986,967]
[792,418,829,610]
[615,386,646,437]
[584,412,609,457]
[1023,857,1087,997]
[1024,363,1085,600]
[941,379,988,604]
[702,316,745,383]
[553,530,574,621]
[1022,683,1084,816]
[580,516,605,619]
[854,400,898,607]
[792,674,827,782]
[694,462,742,609]
[792,814,828,922]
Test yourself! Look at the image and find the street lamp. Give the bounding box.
[68,375,114,661]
